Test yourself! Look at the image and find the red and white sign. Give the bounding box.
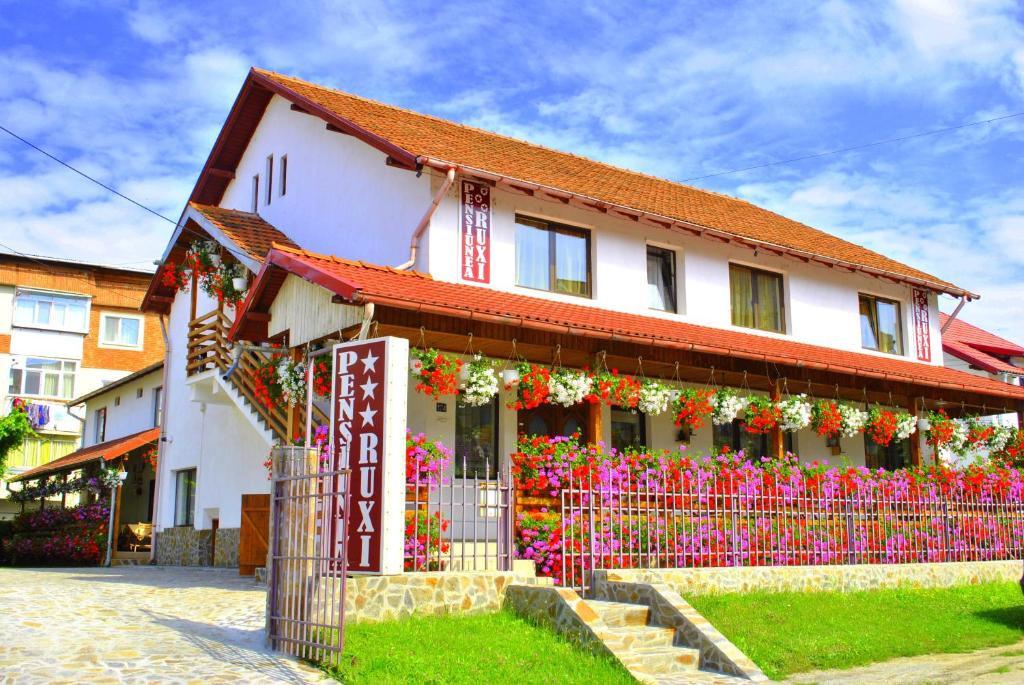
[460,179,491,283]
[330,336,407,574]
[912,288,931,362]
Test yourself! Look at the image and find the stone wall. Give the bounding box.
[213,528,240,568]
[601,560,1022,596]
[155,527,212,566]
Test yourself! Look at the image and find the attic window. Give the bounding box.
[266,155,274,206]
[251,175,259,212]
[280,155,287,196]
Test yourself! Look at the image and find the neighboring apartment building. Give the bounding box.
[0,253,164,517]
[139,67,1024,567]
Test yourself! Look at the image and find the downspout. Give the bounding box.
[149,314,171,564]
[357,303,375,340]
[940,296,968,334]
[396,167,456,270]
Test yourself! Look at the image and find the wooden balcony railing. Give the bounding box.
[186,310,331,445]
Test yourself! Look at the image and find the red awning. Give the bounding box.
[10,427,160,482]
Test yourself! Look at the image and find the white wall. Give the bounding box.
[154,287,273,532]
[425,182,945,365]
[219,95,430,265]
[81,369,163,448]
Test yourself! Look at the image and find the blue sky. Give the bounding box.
[0,0,1022,342]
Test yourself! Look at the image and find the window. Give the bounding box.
[279,155,287,196]
[153,386,163,427]
[647,246,677,312]
[866,436,911,471]
[251,175,259,212]
[515,215,591,297]
[13,290,89,332]
[455,399,498,479]
[114,396,120,407]
[95,407,107,443]
[136,388,143,399]
[174,469,197,526]
[729,264,785,333]
[713,419,794,457]
[611,408,646,453]
[265,155,274,205]
[100,313,143,348]
[859,294,903,355]
[8,357,77,398]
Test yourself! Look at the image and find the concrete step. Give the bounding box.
[600,624,678,650]
[655,671,755,685]
[582,599,650,627]
[619,645,701,676]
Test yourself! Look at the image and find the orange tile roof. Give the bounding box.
[233,245,1024,404]
[251,68,967,296]
[189,201,298,261]
[940,313,1024,376]
[10,427,160,482]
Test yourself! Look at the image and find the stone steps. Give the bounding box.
[582,598,701,678]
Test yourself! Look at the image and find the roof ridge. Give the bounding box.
[189,200,262,218]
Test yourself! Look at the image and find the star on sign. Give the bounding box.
[360,350,379,373]
[360,379,378,399]
[359,406,378,427]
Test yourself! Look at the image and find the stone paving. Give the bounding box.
[0,566,325,684]
[781,639,1024,685]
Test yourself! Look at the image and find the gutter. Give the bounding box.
[415,156,978,300]
[397,167,457,270]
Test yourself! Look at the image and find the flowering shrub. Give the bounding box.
[637,380,673,416]
[459,354,500,407]
[251,352,284,411]
[411,349,462,399]
[778,395,812,432]
[511,435,1024,579]
[712,388,746,425]
[744,395,782,434]
[310,356,332,397]
[404,510,450,571]
[993,429,1024,468]
[926,409,968,456]
[142,446,158,471]
[9,468,123,503]
[277,357,306,407]
[865,406,903,446]
[672,388,715,431]
[548,368,593,407]
[509,363,551,410]
[6,502,109,566]
[0,399,35,476]
[199,261,247,308]
[811,400,843,438]
[406,431,452,488]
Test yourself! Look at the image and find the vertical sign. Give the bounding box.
[330,336,408,574]
[460,179,491,283]
[912,288,931,362]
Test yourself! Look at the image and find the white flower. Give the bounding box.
[548,369,592,407]
[277,358,306,407]
[713,390,746,425]
[778,394,812,432]
[838,404,868,437]
[895,413,917,441]
[638,381,672,416]
[989,424,1016,452]
[459,354,500,407]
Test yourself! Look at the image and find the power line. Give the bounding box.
[681,110,1024,182]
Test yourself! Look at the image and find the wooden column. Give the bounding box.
[770,380,784,459]
[586,401,603,446]
[909,399,923,467]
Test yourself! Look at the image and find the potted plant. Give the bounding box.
[459,354,500,407]
[411,349,462,399]
[671,388,715,431]
[547,368,592,407]
[637,379,673,416]
[711,388,746,425]
[744,395,782,434]
[778,394,812,433]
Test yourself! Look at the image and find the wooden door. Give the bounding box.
[239,494,270,576]
[517,404,590,442]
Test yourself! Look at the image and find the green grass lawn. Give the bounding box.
[689,581,1024,680]
[322,610,635,685]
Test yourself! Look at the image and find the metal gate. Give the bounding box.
[267,446,352,666]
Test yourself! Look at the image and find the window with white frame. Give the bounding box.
[153,386,163,427]
[174,468,197,526]
[8,357,78,399]
[100,312,143,348]
[95,407,107,443]
[13,290,89,333]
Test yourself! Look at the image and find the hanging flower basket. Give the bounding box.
[744,395,782,434]
[838,404,868,438]
[501,367,521,387]
[811,399,843,438]
[459,354,500,407]
[509,363,551,410]
[712,388,746,425]
[548,368,592,407]
[411,349,462,399]
[277,357,306,407]
[926,409,968,456]
[251,350,285,411]
[864,405,899,446]
[672,388,715,431]
[310,355,333,398]
[778,395,812,432]
[200,261,248,308]
[637,380,673,416]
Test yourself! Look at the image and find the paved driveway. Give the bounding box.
[0,566,324,684]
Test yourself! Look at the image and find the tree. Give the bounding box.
[0,406,34,478]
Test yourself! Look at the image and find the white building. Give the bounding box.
[140,68,1024,567]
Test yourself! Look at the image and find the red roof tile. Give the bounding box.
[940,313,1024,376]
[10,427,160,482]
[189,202,298,261]
[233,245,1024,404]
[246,68,968,296]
